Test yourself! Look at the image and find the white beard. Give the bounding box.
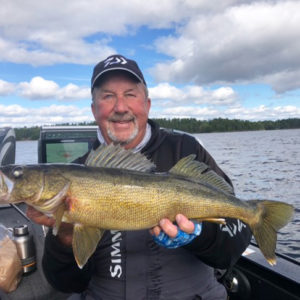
[107,123,139,146]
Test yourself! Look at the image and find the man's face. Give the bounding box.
[92,73,151,149]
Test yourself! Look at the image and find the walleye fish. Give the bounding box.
[0,144,294,268]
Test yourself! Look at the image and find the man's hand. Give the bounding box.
[26,205,55,227]
[150,214,202,248]
[151,214,195,237]
[26,206,73,247]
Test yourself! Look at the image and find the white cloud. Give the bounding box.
[0,0,283,67]
[0,0,217,66]
[0,79,15,95]
[223,105,300,120]
[197,87,238,105]
[0,36,114,66]
[0,101,299,128]
[152,1,300,93]
[16,76,90,101]
[0,104,93,127]
[19,77,59,99]
[0,0,299,94]
[149,83,238,106]
[260,70,300,94]
[149,83,186,102]
[0,0,300,121]
[57,84,90,100]
[4,77,238,105]
[149,104,300,121]
[157,106,219,119]
[0,104,29,116]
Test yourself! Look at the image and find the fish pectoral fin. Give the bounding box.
[72,224,105,269]
[196,217,226,225]
[35,182,70,214]
[52,204,65,236]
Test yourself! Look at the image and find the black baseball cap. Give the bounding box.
[91,54,146,91]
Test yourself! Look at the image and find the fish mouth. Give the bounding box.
[0,170,14,203]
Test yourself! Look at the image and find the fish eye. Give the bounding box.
[12,166,23,178]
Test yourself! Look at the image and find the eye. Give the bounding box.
[102,94,114,100]
[12,166,23,178]
[126,93,136,98]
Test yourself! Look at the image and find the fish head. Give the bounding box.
[0,165,44,205]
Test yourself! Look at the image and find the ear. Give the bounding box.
[146,98,151,113]
[91,101,96,119]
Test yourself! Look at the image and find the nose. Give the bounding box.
[114,95,128,113]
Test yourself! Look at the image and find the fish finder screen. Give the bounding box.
[46,142,89,163]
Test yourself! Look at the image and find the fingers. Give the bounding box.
[149,219,178,238]
[150,214,195,238]
[26,206,55,227]
[149,226,161,236]
[175,214,195,234]
[159,218,178,238]
[26,206,73,247]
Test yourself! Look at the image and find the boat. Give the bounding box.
[0,126,299,300]
[0,127,16,166]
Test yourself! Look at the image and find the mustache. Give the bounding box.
[108,113,135,122]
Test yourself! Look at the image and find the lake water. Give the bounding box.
[16,128,300,262]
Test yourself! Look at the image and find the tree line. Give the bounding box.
[14,118,300,140]
[154,117,300,133]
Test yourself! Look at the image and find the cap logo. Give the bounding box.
[103,56,127,68]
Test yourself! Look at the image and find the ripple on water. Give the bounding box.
[196,129,300,262]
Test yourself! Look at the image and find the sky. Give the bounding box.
[0,0,300,127]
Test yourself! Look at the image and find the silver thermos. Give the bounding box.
[13,225,36,274]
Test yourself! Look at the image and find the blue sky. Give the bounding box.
[0,0,300,127]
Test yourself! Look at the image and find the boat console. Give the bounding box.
[38,126,97,163]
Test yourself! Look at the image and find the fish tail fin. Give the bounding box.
[248,200,294,266]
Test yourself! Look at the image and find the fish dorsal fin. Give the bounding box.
[85,144,155,172]
[169,155,234,195]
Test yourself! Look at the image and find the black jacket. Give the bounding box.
[42,120,252,300]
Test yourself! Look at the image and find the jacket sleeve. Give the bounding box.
[42,229,92,293]
[184,219,252,269]
[181,134,252,269]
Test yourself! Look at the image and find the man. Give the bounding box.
[27,54,251,299]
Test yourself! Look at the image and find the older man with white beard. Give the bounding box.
[27,54,251,300]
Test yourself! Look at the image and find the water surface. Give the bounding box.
[196,129,300,261]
